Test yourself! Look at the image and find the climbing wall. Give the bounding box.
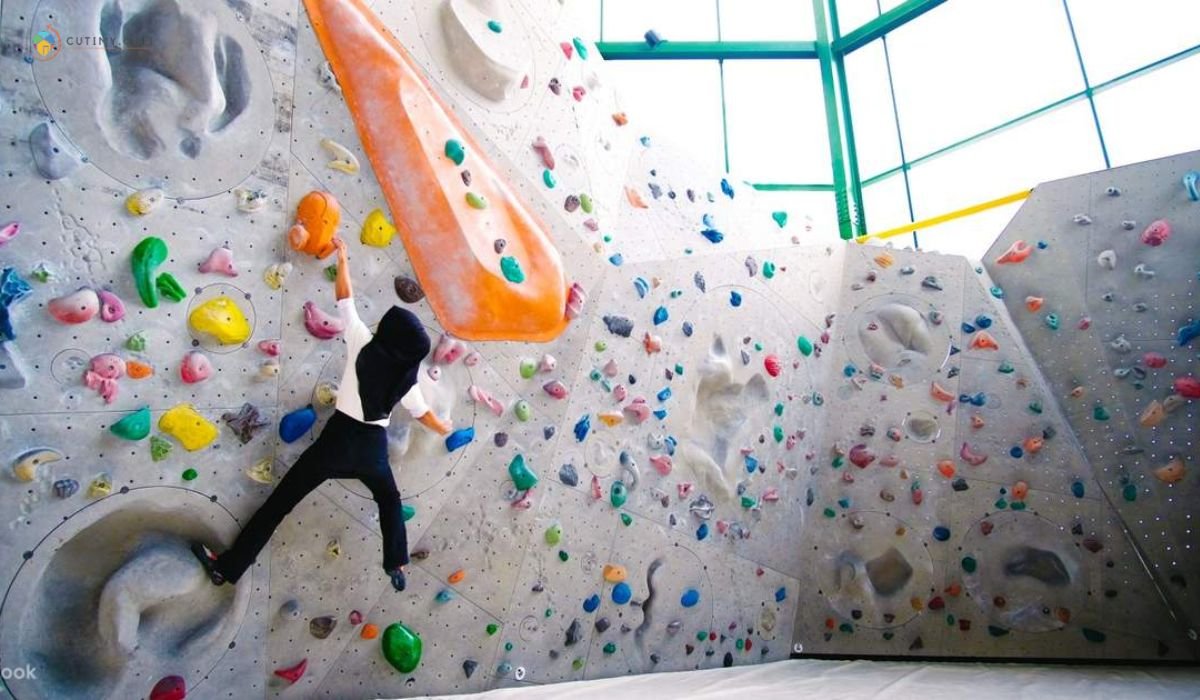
[983,151,1200,649]
[0,0,1196,698]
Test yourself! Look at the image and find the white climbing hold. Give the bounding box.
[320,138,360,174]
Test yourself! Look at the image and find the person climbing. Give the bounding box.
[192,238,450,592]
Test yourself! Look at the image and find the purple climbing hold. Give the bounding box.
[604,315,634,338]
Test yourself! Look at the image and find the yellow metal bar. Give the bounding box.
[855,188,1032,244]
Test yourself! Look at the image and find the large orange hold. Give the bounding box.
[302,0,570,342]
[289,191,341,259]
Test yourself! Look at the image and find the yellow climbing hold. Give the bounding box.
[188,295,252,345]
[597,411,623,427]
[361,208,397,248]
[159,403,219,451]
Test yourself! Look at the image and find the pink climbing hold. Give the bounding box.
[1142,352,1167,369]
[303,301,346,339]
[762,487,780,503]
[960,442,988,466]
[560,41,573,59]
[532,136,555,170]
[623,397,651,424]
[464,351,481,367]
[1140,219,1171,246]
[995,240,1032,264]
[48,287,100,324]
[468,385,505,416]
[349,610,364,625]
[543,380,569,399]
[603,359,619,377]
[149,675,187,700]
[512,488,536,510]
[84,353,126,404]
[180,351,213,384]
[97,289,126,322]
[565,282,586,320]
[590,475,602,500]
[198,244,238,276]
[763,354,782,378]
[258,339,281,356]
[677,482,694,499]
[649,454,672,476]
[1174,376,1200,399]
[538,354,557,373]
[848,444,876,468]
[0,221,19,246]
[571,85,586,101]
[433,333,465,364]
[612,384,628,402]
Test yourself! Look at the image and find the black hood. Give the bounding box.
[355,306,431,422]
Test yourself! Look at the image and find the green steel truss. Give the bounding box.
[595,0,1200,241]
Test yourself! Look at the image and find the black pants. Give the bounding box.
[215,410,408,582]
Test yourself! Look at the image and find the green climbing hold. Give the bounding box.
[774,403,784,416]
[514,400,532,422]
[580,193,594,213]
[762,261,776,279]
[402,503,416,522]
[324,264,338,282]
[1028,401,1043,415]
[572,657,584,670]
[1122,483,1137,502]
[545,608,553,617]
[182,468,198,481]
[961,555,978,573]
[1093,405,1110,421]
[594,341,607,352]
[486,623,499,636]
[997,361,1014,374]
[610,480,628,508]
[110,406,151,441]
[508,454,538,491]
[796,336,813,357]
[674,363,684,376]
[696,631,707,641]
[620,513,632,526]
[995,498,1008,509]
[150,435,171,462]
[832,455,844,469]
[500,256,525,283]
[987,625,1010,637]
[545,523,562,545]
[30,265,51,283]
[838,623,853,633]
[773,425,784,443]
[754,342,763,351]
[1010,501,1026,511]
[131,236,169,307]
[519,357,537,379]
[602,642,616,654]
[382,622,423,673]
[445,139,466,165]
[543,169,556,188]
[1082,627,1106,643]
[558,550,569,562]
[126,332,147,352]
[466,192,488,210]
[740,496,756,509]
[822,507,836,518]
[771,211,788,228]
[735,638,744,650]
[155,273,186,303]
[487,19,502,33]
[573,37,589,60]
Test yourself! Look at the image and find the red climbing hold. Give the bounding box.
[149,675,186,700]
[274,658,308,684]
[763,354,782,378]
[1173,376,1200,399]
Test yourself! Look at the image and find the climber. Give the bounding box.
[192,238,450,592]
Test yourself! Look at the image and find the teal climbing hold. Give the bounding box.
[509,454,538,491]
[620,513,632,526]
[610,480,627,508]
[1071,481,1085,498]
[573,37,588,60]
[487,19,502,33]
[796,335,813,356]
[773,425,784,443]
[1093,405,1110,421]
[774,403,784,416]
[762,261,775,279]
[771,211,788,228]
[402,504,416,522]
[445,139,466,165]
[1122,483,1137,502]
[110,406,151,441]
[500,256,525,283]
[961,555,978,573]
[1082,627,1107,643]
[543,169,556,188]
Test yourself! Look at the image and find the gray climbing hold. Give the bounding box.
[463,659,478,678]
[921,276,943,291]
[279,599,301,619]
[565,618,582,646]
[744,256,758,277]
[559,463,579,486]
[1004,546,1070,586]
[309,615,336,639]
[740,349,750,366]
[30,122,81,180]
[594,617,610,633]
[603,315,634,337]
[693,271,706,293]
[494,432,509,447]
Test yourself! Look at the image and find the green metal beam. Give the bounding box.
[813,0,853,239]
[596,41,818,61]
[751,183,836,192]
[832,0,946,55]
[828,0,866,235]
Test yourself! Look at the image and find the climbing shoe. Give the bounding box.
[191,542,226,586]
[390,567,407,592]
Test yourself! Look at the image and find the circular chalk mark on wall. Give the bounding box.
[30,0,276,199]
[903,410,940,443]
[820,510,934,630]
[0,487,251,700]
[961,510,1084,633]
[50,347,93,386]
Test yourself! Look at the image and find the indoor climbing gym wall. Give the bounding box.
[0,0,1196,698]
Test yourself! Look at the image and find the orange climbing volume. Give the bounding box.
[303,0,570,342]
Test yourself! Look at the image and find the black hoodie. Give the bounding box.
[355,306,432,422]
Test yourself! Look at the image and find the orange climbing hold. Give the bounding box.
[1022,436,1044,454]
[873,252,895,268]
[969,331,999,350]
[1024,296,1044,312]
[995,240,1032,264]
[930,382,955,403]
[625,186,649,209]
[448,569,466,584]
[1012,480,1029,501]
[602,564,627,583]
[937,460,956,478]
[1154,457,1186,484]
[361,623,380,639]
[126,360,154,379]
[1139,400,1165,428]
[970,414,985,430]
[303,0,570,341]
[288,191,340,259]
[944,581,962,597]
[612,112,629,126]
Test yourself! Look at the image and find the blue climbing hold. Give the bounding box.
[1036,240,1048,249]
[720,178,734,198]
[634,277,649,299]
[653,306,668,325]
[644,29,664,48]
[436,588,455,603]
[279,405,317,443]
[1071,481,1085,498]
[657,387,672,402]
[583,594,601,613]
[730,291,742,307]
[445,426,475,452]
[775,587,787,603]
[702,213,714,227]
[1009,446,1023,459]
[681,588,700,607]
[696,522,709,540]
[843,364,857,377]
[612,582,632,605]
[1178,318,1200,347]
[961,323,975,334]
[932,526,950,541]
[609,253,624,266]
[640,136,651,147]
[0,267,33,341]
[700,228,724,244]
[745,454,759,473]
[682,321,694,336]
[574,414,591,442]
[990,286,1005,299]
[652,408,668,420]
[1184,171,1200,201]
[975,314,992,329]
[664,436,677,455]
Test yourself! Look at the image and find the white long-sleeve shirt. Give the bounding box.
[334,297,429,426]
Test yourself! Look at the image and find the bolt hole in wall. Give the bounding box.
[589,0,1200,258]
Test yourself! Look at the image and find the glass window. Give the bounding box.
[885,0,1084,158]
[1094,55,1200,167]
[833,0,880,36]
[1067,0,1200,85]
[754,190,840,239]
[564,0,603,43]
[601,0,718,42]
[718,0,816,41]
[861,174,911,235]
[724,60,829,183]
[909,205,1023,260]
[605,61,727,176]
[905,101,1105,257]
[844,40,903,178]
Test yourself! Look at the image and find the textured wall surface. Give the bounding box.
[0,1,1195,699]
